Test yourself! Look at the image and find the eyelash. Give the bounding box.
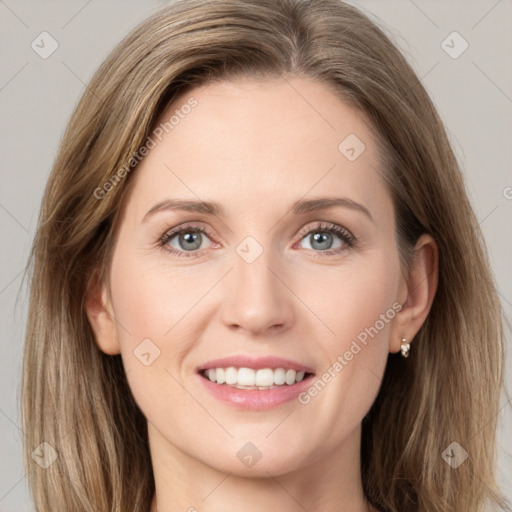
[157,221,356,258]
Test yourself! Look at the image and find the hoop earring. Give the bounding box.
[400,338,410,358]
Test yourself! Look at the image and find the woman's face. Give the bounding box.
[98,76,410,476]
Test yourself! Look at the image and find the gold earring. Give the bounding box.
[400,338,410,358]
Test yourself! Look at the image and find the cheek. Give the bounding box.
[291,250,399,413]
[107,247,222,416]
[108,247,208,347]
[294,250,399,355]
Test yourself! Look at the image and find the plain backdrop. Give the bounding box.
[1,1,511,510]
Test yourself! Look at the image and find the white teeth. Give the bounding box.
[273,368,286,385]
[225,367,238,385]
[216,367,226,384]
[202,366,310,388]
[285,369,296,385]
[255,368,274,387]
[237,367,255,386]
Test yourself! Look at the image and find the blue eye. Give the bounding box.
[158,221,355,258]
[294,222,355,255]
[158,224,215,257]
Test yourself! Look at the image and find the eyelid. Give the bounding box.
[295,221,354,242]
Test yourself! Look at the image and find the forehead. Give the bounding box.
[124,76,389,220]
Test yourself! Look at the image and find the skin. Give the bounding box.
[86,75,438,512]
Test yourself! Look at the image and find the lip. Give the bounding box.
[197,372,315,410]
[196,355,314,373]
[196,355,316,411]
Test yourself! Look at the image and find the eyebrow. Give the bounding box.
[142,196,373,223]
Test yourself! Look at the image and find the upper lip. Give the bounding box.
[197,355,315,374]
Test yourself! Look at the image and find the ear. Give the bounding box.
[84,271,121,355]
[390,233,438,353]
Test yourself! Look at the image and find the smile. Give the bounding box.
[196,356,316,410]
[201,367,312,390]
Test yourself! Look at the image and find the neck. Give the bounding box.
[148,422,376,512]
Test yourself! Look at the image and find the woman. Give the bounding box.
[21,0,510,510]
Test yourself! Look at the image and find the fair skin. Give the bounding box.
[86,76,437,512]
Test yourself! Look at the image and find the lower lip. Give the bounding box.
[197,373,315,410]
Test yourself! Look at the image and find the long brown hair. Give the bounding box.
[21,0,510,510]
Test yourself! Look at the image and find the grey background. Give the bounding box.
[1,1,511,510]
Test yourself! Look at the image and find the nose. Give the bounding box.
[219,247,294,336]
